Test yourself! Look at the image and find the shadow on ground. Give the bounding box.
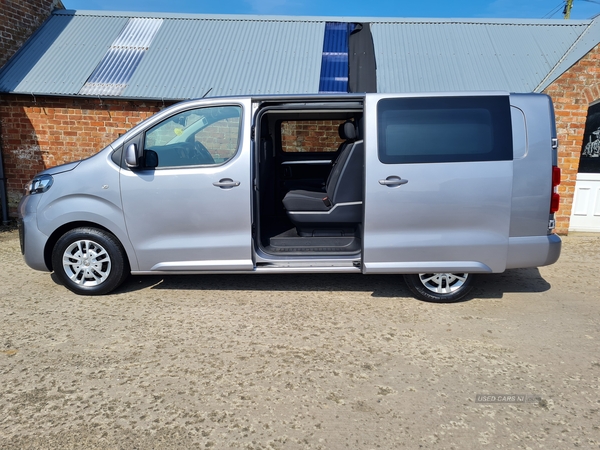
[101,267,551,301]
[0,219,18,234]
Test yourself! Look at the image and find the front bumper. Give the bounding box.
[18,218,24,254]
[18,195,51,272]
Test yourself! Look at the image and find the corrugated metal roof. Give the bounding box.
[123,18,324,98]
[0,14,128,95]
[79,18,163,96]
[0,10,598,99]
[536,18,600,91]
[372,20,591,93]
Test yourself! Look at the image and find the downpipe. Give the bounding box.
[0,121,10,225]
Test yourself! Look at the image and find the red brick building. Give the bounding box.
[544,43,600,232]
[0,0,64,68]
[0,0,64,223]
[1,9,599,234]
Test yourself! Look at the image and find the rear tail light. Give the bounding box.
[550,165,560,214]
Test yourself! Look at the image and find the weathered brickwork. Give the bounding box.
[0,0,64,67]
[0,95,173,210]
[281,121,343,153]
[544,43,600,234]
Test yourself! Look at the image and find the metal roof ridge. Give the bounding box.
[52,10,593,26]
[53,9,359,22]
[370,18,592,25]
[534,16,599,92]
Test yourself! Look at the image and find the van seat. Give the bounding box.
[282,121,363,230]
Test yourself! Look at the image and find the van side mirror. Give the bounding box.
[144,150,159,169]
[125,143,139,168]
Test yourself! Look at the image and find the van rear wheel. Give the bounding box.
[404,273,475,303]
[52,227,129,295]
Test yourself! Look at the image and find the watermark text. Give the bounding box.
[475,394,541,403]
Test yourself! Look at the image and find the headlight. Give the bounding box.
[26,174,54,195]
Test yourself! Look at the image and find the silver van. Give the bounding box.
[18,92,562,302]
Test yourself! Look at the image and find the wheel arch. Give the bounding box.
[44,221,132,272]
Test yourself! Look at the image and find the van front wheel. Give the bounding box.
[404,273,475,303]
[52,227,129,295]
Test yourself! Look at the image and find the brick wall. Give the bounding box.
[0,0,64,68]
[0,95,174,210]
[544,43,600,234]
[281,120,343,153]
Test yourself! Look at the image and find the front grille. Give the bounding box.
[18,219,24,255]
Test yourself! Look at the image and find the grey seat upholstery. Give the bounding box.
[282,120,364,230]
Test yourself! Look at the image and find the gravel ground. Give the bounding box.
[1,229,599,449]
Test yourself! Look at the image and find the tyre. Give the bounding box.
[403,273,475,303]
[52,227,129,295]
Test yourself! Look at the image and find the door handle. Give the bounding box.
[213,178,240,188]
[379,176,408,187]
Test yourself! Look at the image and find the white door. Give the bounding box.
[570,173,600,232]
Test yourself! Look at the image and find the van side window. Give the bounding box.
[377,96,513,164]
[144,105,241,168]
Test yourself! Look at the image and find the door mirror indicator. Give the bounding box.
[125,143,139,168]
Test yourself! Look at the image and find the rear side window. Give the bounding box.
[377,96,513,164]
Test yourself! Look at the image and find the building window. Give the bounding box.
[578,102,600,174]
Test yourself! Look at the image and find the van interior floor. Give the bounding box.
[265,227,361,255]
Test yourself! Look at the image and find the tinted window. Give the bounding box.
[377,96,512,164]
[144,106,241,168]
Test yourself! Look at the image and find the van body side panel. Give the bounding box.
[363,161,513,273]
[31,148,137,270]
[509,94,555,237]
[362,93,513,274]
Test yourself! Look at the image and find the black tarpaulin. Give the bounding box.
[348,23,377,93]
